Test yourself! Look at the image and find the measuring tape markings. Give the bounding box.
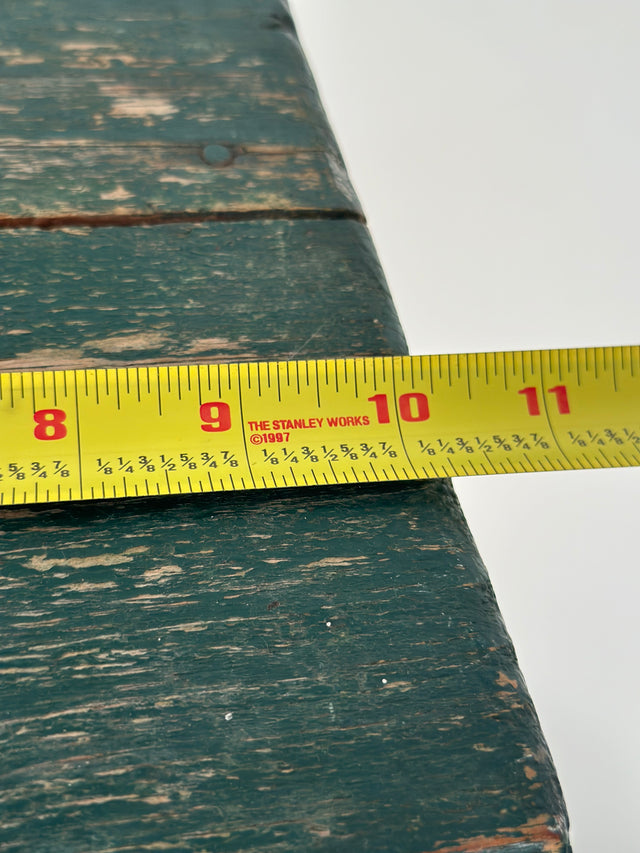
[0,346,638,505]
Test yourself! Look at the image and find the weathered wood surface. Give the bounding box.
[0,221,400,371]
[0,0,359,221]
[0,2,572,850]
[0,483,566,852]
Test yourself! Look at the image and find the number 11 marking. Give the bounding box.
[519,385,571,416]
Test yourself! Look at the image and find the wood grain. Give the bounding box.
[0,482,568,851]
[0,220,402,371]
[0,0,359,221]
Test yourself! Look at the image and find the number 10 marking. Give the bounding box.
[367,393,430,424]
[519,385,570,416]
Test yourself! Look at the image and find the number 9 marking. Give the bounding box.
[200,401,232,432]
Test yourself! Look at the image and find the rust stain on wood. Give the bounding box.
[430,815,568,851]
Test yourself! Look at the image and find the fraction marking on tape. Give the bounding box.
[0,346,638,506]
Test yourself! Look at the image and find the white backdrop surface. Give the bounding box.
[289,3,640,850]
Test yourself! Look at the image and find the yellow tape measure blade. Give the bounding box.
[1,346,638,505]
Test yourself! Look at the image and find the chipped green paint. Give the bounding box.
[0,1,323,146]
[0,0,358,220]
[0,221,400,370]
[0,1,571,850]
[1,483,568,851]
[0,144,362,220]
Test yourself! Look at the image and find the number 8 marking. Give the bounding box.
[34,408,68,440]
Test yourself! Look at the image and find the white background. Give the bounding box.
[289,3,639,850]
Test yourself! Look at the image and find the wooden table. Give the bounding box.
[0,2,571,850]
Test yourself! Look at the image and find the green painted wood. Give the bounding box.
[0,144,361,221]
[0,0,323,145]
[0,0,359,220]
[0,1,572,850]
[0,483,567,852]
[0,221,402,371]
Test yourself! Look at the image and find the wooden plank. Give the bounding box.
[0,0,359,220]
[0,1,325,146]
[0,221,401,371]
[0,2,572,850]
[0,144,362,222]
[0,482,567,851]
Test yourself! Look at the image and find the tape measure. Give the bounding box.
[0,345,638,506]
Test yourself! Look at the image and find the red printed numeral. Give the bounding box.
[368,393,430,424]
[519,385,570,416]
[33,408,68,441]
[200,401,232,432]
[398,392,430,422]
[367,394,391,424]
[548,385,571,414]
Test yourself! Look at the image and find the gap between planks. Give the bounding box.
[0,208,365,232]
